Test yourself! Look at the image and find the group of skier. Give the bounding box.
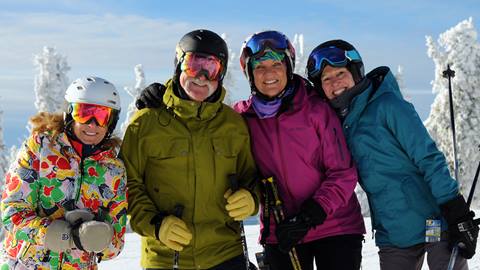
[1,28,478,270]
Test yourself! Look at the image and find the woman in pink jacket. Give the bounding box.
[234,30,365,270]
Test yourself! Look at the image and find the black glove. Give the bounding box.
[135,82,166,110]
[275,198,327,253]
[440,195,479,259]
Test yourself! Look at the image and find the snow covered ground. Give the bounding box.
[101,217,480,269]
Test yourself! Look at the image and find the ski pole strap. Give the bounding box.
[150,211,169,240]
[71,220,87,252]
[229,174,240,192]
[173,204,184,219]
[260,176,279,244]
[95,206,109,222]
[260,177,271,245]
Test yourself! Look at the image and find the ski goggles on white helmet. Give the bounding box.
[70,103,115,127]
[307,46,362,79]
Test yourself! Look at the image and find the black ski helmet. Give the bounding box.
[307,39,364,89]
[174,29,229,81]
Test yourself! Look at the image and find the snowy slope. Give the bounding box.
[101,217,480,270]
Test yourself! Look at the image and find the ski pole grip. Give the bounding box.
[442,64,455,78]
[228,174,239,192]
[173,204,184,218]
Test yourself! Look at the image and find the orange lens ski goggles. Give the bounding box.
[70,103,114,127]
[180,52,224,81]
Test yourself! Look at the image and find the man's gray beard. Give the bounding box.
[184,77,216,98]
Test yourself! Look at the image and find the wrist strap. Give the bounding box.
[71,221,86,251]
[150,211,168,240]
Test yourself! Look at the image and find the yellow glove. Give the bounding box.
[224,188,255,221]
[159,215,192,251]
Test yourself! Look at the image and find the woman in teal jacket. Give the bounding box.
[306,39,478,270]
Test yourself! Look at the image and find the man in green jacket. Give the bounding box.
[121,29,258,269]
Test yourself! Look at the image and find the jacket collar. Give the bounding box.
[236,74,310,118]
[344,66,400,127]
[163,78,225,121]
[57,132,116,160]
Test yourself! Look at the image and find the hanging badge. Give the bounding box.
[425,219,441,242]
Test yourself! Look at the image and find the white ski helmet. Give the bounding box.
[65,77,121,110]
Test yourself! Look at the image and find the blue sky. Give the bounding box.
[0,0,478,147]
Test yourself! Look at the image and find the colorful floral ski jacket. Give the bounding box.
[1,132,127,269]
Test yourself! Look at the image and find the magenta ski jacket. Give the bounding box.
[234,75,365,244]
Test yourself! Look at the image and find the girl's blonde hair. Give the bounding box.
[29,112,64,137]
[29,112,121,150]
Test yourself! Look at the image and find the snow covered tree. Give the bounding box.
[394,65,410,100]
[121,64,146,135]
[424,17,480,207]
[33,46,70,113]
[0,104,8,242]
[120,64,146,234]
[0,106,7,182]
[220,33,238,106]
[292,33,307,77]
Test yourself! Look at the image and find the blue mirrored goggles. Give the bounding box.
[243,31,290,57]
[307,46,362,79]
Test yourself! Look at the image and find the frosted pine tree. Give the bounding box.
[394,65,410,100]
[0,104,8,242]
[33,46,70,113]
[220,33,237,106]
[0,107,7,182]
[424,17,480,207]
[121,64,146,135]
[292,34,307,76]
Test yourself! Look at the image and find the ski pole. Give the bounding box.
[228,174,252,270]
[470,145,480,225]
[443,64,460,270]
[263,177,302,270]
[443,64,459,181]
[466,160,480,207]
[467,159,480,227]
[173,204,184,270]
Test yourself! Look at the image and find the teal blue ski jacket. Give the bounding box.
[343,66,459,248]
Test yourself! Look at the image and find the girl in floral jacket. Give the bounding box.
[1,77,127,270]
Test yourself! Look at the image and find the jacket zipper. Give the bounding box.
[75,156,85,202]
[333,127,345,161]
[275,118,295,213]
[189,131,196,267]
[75,155,96,267]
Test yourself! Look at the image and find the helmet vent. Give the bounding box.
[86,78,94,82]
[104,81,111,85]
[107,100,117,105]
[112,92,117,96]
[76,86,84,90]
